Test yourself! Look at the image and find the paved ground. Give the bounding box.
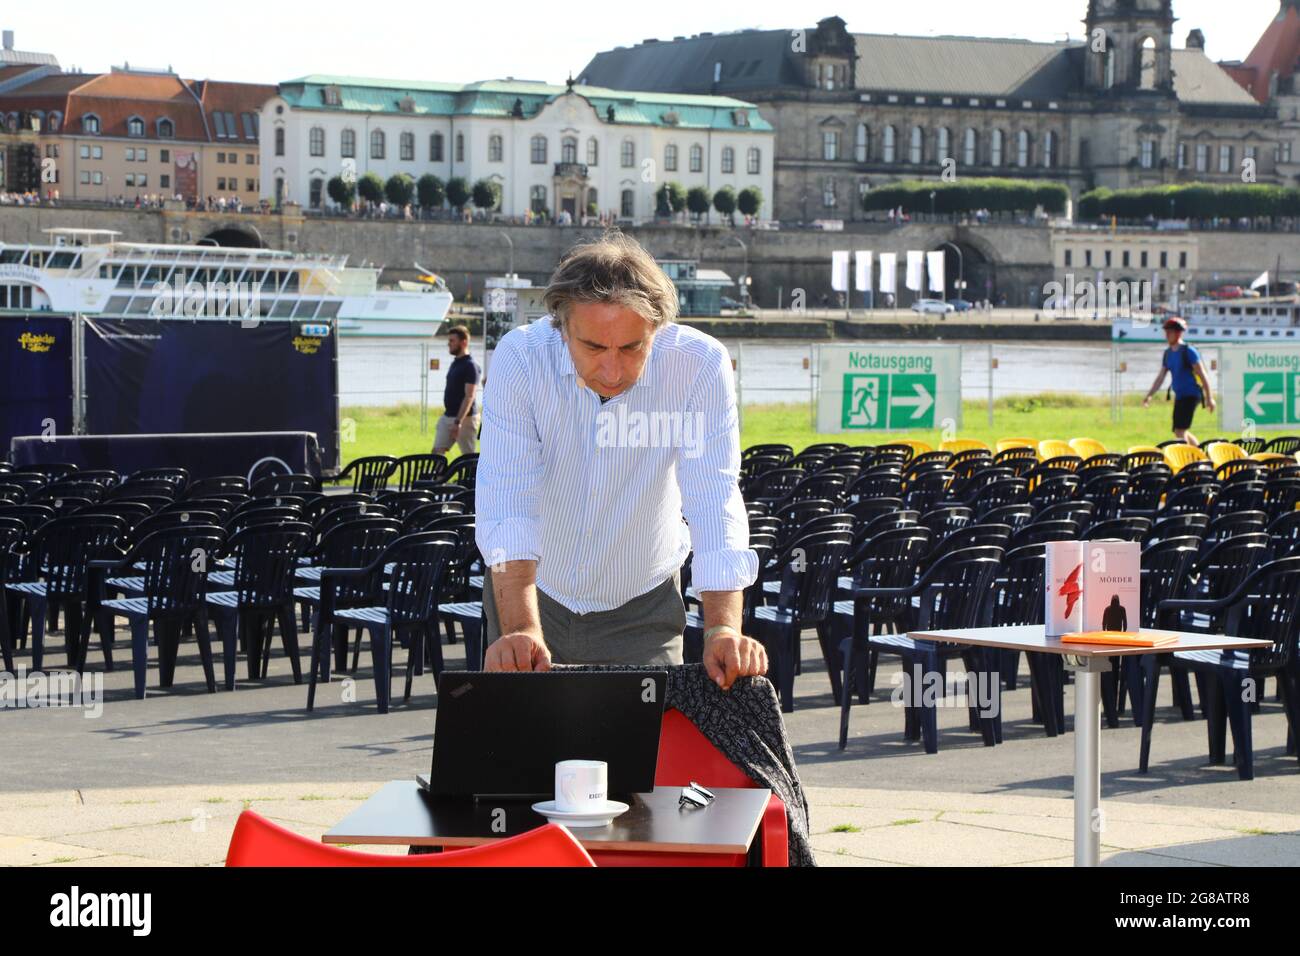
[3,620,1297,866]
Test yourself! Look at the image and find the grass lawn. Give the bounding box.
[339,393,1288,467]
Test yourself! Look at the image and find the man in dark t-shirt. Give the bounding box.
[433,325,481,455]
[1142,316,1215,446]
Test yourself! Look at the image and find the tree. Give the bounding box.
[357,172,385,207]
[472,178,501,213]
[417,173,445,211]
[712,186,737,225]
[384,173,415,207]
[655,181,686,218]
[326,175,355,210]
[737,186,764,220]
[686,186,712,224]
[446,176,470,212]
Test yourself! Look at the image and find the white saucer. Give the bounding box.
[530,799,630,828]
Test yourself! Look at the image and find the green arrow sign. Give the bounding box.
[1243,372,1286,426]
[840,373,937,430]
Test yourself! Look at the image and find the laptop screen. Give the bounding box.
[427,671,668,798]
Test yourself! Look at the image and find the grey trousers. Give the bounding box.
[482,568,685,666]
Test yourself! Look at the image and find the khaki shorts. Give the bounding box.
[433,413,479,455]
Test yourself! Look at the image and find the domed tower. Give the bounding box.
[1083,0,1176,94]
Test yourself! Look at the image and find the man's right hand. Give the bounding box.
[484,632,552,672]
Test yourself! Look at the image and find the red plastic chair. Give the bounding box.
[586,708,790,868]
[225,811,595,867]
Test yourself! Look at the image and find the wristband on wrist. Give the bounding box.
[703,625,739,642]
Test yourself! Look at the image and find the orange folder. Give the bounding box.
[1058,631,1178,648]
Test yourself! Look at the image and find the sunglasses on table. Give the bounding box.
[678,781,716,809]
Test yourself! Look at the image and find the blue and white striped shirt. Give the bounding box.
[475,316,758,614]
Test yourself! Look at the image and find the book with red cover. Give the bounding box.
[1058,631,1178,648]
[1082,540,1141,634]
[1045,540,1084,637]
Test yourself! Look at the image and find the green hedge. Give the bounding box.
[861,177,1070,215]
[1077,183,1300,220]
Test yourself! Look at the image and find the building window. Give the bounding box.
[621,139,635,167]
[1282,141,1294,164]
[963,128,977,166]
[1064,249,1072,267]
[160,149,169,163]
[990,129,1004,167]
[242,113,258,139]
[664,143,677,171]
[855,123,869,163]
[127,116,145,137]
[1140,140,1154,169]
[621,188,634,217]
[83,114,100,134]
[1017,130,1030,167]
[936,127,951,162]
[370,129,385,159]
[157,118,174,139]
[1084,249,1092,267]
[80,145,90,159]
[747,147,760,174]
[160,174,170,189]
[127,148,137,162]
[126,173,136,187]
[1104,250,1112,268]
[1176,141,1187,169]
[909,126,923,164]
[883,125,896,163]
[1140,251,1149,268]
[1122,251,1130,268]
[722,146,734,173]
[341,129,356,158]
[309,127,325,156]
[1139,37,1157,90]
[430,133,443,162]
[1160,251,1168,268]
[309,178,323,209]
[587,137,599,166]
[530,184,547,214]
[138,147,147,162]
[1218,144,1232,173]
[92,146,102,159]
[562,136,578,164]
[455,133,464,163]
[1195,143,1209,172]
[823,177,836,208]
[824,130,839,161]
[689,143,702,172]
[1042,131,1056,168]
[1179,251,1188,268]
[275,127,285,157]
[489,134,503,162]
[247,179,256,192]
[530,135,547,164]
[400,132,415,161]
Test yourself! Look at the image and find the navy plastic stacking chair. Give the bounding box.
[1146,558,1300,780]
[90,526,226,698]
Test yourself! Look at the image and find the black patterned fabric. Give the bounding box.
[551,663,816,867]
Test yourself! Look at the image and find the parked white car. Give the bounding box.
[911,299,956,315]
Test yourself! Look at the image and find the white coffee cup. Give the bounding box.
[555,760,608,813]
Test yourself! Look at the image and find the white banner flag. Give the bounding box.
[831,250,850,293]
[855,251,873,292]
[1251,270,1269,290]
[927,250,946,293]
[878,253,897,294]
[906,250,925,292]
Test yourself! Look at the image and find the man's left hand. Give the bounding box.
[703,631,768,691]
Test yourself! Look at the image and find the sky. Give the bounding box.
[5,0,1287,86]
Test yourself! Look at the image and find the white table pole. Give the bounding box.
[1073,667,1102,867]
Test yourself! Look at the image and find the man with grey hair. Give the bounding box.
[475,232,766,689]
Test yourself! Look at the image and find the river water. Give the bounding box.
[338,337,1184,409]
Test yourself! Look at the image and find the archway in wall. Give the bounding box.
[202,227,264,249]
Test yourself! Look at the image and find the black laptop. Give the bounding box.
[417,671,668,799]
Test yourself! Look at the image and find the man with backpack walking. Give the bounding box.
[1142,316,1216,446]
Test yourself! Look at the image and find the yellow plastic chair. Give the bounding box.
[1127,445,1163,456]
[939,438,990,454]
[1163,443,1208,473]
[1206,442,1247,468]
[897,439,933,457]
[1251,452,1292,471]
[996,437,1036,455]
[1038,439,1075,461]
[1068,438,1108,460]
